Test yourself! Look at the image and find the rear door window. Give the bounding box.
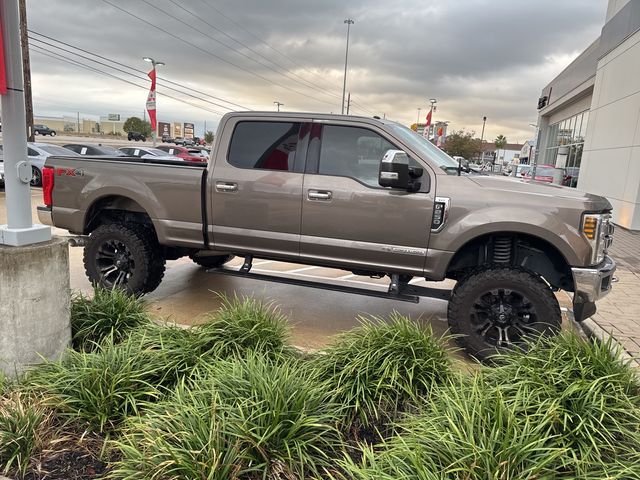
[228,121,301,172]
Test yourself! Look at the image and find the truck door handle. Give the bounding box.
[308,190,332,201]
[216,181,238,193]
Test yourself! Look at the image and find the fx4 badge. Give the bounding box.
[55,167,85,177]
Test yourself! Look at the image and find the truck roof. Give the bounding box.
[223,111,390,126]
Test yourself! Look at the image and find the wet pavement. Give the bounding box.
[0,189,452,351]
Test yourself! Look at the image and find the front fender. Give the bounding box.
[429,205,587,267]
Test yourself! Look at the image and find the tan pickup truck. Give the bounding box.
[38,112,616,359]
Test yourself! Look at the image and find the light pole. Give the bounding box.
[274,101,284,112]
[143,57,164,146]
[416,107,421,128]
[428,98,437,140]
[480,116,487,164]
[341,18,355,115]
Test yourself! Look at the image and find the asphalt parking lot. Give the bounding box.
[0,188,454,351]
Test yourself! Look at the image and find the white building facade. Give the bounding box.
[536,0,640,230]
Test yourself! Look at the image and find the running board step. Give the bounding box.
[207,267,451,304]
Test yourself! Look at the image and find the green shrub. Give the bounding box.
[485,332,640,476]
[112,352,341,479]
[341,376,565,480]
[71,287,150,351]
[0,393,53,477]
[27,338,161,433]
[198,294,292,358]
[315,313,452,426]
[110,385,245,480]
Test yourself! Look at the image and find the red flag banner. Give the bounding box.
[425,109,432,127]
[0,22,7,95]
[146,69,157,130]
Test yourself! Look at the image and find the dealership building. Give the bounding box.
[536,0,640,230]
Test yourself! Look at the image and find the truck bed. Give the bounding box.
[45,155,209,248]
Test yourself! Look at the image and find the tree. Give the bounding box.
[204,130,215,144]
[494,135,507,165]
[442,130,483,160]
[123,116,152,137]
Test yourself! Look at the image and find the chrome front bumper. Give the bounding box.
[571,255,617,303]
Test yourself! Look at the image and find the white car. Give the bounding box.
[0,142,78,187]
[118,146,182,161]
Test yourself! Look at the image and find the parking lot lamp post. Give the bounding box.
[480,116,487,164]
[143,57,164,146]
[274,101,284,112]
[416,107,421,128]
[341,18,354,114]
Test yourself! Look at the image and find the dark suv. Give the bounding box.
[33,124,56,137]
[128,131,146,142]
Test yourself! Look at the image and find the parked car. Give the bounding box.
[119,146,181,160]
[515,164,532,178]
[0,142,78,186]
[522,164,562,183]
[33,124,56,137]
[173,136,195,146]
[63,143,126,157]
[127,131,146,142]
[155,145,207,162]
[161,135,174,143]
[563,167,580,188]
[39,112,616,361]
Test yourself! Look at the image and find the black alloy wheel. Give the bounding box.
[30,167,42,187]
[447,266,561,361]
[469,287,539,348]
[95,239,136,288]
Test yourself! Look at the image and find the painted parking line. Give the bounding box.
[285,265,323,274]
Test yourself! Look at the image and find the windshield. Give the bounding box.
[39,145,78,156]
[386,123,459,173]
[535,167,556,177]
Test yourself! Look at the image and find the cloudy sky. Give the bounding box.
[27,0,605,141]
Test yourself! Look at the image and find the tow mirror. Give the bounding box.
[378,149,423,192]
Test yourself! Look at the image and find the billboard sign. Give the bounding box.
[184,122,195,139]
[158,121,171,138]
[173,123,182,138]
[107,113,120,121]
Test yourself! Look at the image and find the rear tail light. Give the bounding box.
[42,166,54,207]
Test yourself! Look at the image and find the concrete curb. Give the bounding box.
[573,312,640,369]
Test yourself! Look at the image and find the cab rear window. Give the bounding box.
[228,121,301,172]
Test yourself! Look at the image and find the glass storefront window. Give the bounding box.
[543,109,589,188]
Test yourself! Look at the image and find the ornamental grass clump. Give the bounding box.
[315,313,452,427]
[340,376,565,480]
[71,286,150,351]
[111,352,342,480]
[198,294,293,358]
[485,332,640,477]
[0,393,54,477]
[26,337,162,433]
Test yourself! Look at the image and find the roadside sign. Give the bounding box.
[107,113,120,121]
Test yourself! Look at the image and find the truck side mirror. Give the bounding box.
[378,149,423,192]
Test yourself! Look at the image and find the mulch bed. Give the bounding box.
[23,449,109,480]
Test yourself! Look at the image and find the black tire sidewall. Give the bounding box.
[190,254,234,268]
[448,267,561,361]
[84,223,161,295]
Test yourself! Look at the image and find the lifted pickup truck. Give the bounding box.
[39,112,616,359]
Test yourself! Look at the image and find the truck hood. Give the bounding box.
[467,175,612,212]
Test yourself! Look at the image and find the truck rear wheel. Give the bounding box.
[84,222,165,295]
[190,253,234,268]
[447,266,561,361]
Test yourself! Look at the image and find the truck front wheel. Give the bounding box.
[447,266,561,361]
[84,222,165,295]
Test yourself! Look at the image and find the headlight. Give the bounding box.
[581,213,614,265]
